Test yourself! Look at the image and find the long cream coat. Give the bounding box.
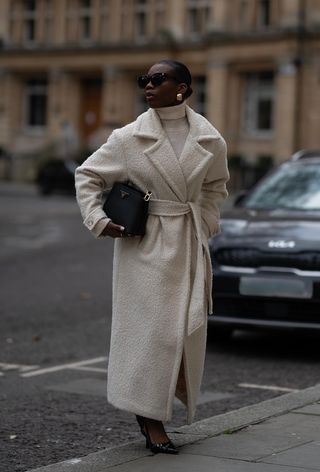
[75,105,229,424]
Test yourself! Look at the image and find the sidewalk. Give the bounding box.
[29,384,320,471]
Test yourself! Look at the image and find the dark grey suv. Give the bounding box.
[209,150,320,336]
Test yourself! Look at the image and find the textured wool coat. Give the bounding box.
[75,105,229,423]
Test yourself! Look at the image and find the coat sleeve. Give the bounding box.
[75,129,127,238]
[199,136,229,239]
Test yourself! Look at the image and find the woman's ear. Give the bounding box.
[178,83,188,96]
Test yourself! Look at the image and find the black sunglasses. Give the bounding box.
[137,72,179,89]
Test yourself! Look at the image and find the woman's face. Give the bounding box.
[143,63,187,108]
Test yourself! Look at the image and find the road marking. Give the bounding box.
[66,459,82,465]
[72,366,107,373]
[21,357,108,378]
[0,362,39,373]
[239,383,299,393]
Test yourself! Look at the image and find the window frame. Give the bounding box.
[185,0,211,37]
[23,79,48,130]
[242,71,275,139]
[23,0,38,44]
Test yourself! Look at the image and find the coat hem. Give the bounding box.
[107,396,173,423]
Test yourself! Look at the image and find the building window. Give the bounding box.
[186,0,211,36]
[258,0,271,27]
[80,0,92,40]
[25,79,48,127]
[243,71,274,136]
[134,0,148,40]
[192,76,207,116]
[23,0,37,42]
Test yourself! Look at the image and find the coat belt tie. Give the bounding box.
[149,199,212,336]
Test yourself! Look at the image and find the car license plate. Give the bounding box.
[239,276,313,299]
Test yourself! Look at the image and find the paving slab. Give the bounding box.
[246,412,320,441]
[179,384,320,437]
[292,403,320,416]
[97,451,317,472]
[182,424,307,461]
[262,441,320,470]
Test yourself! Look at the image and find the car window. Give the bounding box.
[244,163,320,211]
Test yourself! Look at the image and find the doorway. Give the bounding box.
[79,78,102,144]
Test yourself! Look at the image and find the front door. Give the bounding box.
[79,78,102,144]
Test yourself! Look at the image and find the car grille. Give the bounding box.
[215,248,320,271]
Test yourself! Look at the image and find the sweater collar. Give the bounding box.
[154,102,186,120]
[133,105,221,141]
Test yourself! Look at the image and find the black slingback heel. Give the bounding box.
[135,415,178,455]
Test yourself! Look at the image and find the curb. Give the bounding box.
[28,383,320,471]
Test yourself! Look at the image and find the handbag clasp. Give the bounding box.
[144,191,152,202]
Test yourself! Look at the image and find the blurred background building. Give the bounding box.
[0,0,319,188]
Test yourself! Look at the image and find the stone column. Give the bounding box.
[298,55,320,149]
[102,67,135,127]
[0,69,11,147]
[206,60,228,135]
[48,69,80,146]
[48,69,65,137]
[0,0,10,44]
[37,0,45,44]
[0,69,24,179]
[212,0,228,31]
[166,0,185,39]
[91,0,100,41]
[52,0,67,45]
[280,0,300,28]
[0,69,21,148]
[109,0,123,42]
[274,60,299,162]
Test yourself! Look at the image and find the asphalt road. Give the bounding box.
[1,184,320,472]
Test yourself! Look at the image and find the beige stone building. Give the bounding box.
[0,0,320,181]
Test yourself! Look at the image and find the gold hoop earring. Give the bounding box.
[176,93,183,102]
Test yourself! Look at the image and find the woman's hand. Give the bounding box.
[101,221,126,238]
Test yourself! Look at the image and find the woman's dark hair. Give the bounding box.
[158,60,193,98]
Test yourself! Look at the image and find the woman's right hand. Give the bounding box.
[101,221,126,238]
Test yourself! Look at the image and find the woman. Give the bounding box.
[75,60,229,454]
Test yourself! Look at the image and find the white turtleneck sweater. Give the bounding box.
[155,102,189,159]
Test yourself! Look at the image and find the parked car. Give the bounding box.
[208,150,320,337]
[36,159,78,195]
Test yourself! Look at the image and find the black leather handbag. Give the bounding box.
[103,182,152,236]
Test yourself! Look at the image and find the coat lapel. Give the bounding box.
[133,109,187,202]
[178,106,220,186]
[132,106,222,200]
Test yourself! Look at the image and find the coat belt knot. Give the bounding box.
[149,199,212,336]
